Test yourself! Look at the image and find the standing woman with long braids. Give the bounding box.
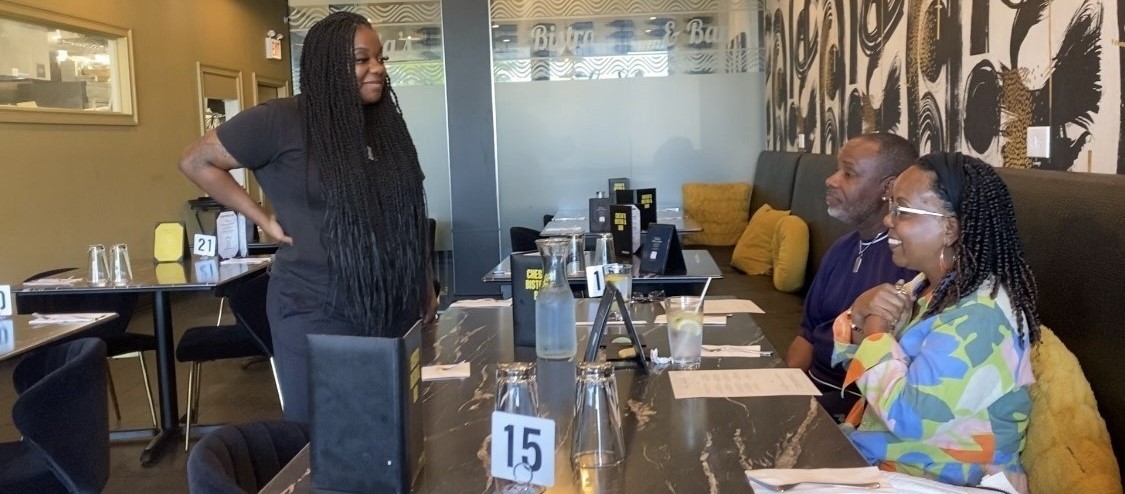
[832,152,1039,491]
[178,12,434,422]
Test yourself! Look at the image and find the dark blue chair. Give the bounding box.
[16,268,158,427]
[186,421,309,494]
[0,338,109,494]
[510,226,541,252]
[177,271,277,450]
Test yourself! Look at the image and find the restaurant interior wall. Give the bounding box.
[762,0,1124,175]
[0,0,291,283]
[491,0,768,253]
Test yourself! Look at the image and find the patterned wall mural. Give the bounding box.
[763,0,1123,174]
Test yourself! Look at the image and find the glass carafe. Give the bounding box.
[534,238,577,360]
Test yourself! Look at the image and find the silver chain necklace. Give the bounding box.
[853,230,890,273]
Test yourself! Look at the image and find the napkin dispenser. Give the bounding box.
[308,320,424,493]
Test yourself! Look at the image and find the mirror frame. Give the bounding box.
[0,0,137,125]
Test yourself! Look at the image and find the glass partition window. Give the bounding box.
[0,1,136,125]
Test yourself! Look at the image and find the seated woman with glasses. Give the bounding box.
[831,152,1039,492]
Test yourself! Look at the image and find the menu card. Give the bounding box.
[668,368,820,399]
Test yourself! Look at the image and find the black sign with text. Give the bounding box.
[608,177,630,196]
[589,196,614,233]
[511,252,543,347]
[639,223,686,275]
[610,204,640,256]
[636,188,656,230]
[583,284,651,373]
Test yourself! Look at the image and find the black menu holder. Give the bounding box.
[308,321,425,494]
[583,284,652,373]
[589,196,614,233]
[608,177,630,195]
[636,188,657,230]
[639,223,687,275]
[511,252,543,347]
[610,204,641,256]
[614,188,635,205]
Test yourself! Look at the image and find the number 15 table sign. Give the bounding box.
[491,411,555,487]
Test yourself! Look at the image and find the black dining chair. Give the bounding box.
[542,213,555,227]
[176,271,279,450]
[186,420,309,494]
[15,268,158,428]
[429,217,441,297]
[510,226,542,252]
[0,338,109,494]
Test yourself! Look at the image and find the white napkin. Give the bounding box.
[220,257,271,265]
[23,277,81,286]
[703,298,765,314]
[421,362,471,381]
[28,313,114,325]
[746,467,893,493]
[700,344,771,357]
[654,314,727,325]
[449,298,512,308]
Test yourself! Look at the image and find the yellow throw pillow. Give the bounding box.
[681,182,752,246]
[730,204,789,275]
[1024,326,1122,494]
[770,215,809,293]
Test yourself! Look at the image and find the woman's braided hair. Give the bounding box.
[300,12,428,337]
[917,152,1040,345]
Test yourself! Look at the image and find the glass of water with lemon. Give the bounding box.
[603,263,632,320]
[663,296,704,369]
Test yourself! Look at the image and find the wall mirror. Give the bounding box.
[0,0,136,125]
[195,62,245,187]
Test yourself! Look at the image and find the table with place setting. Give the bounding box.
[257,300,871,494]
[0,313,119,363]
[13,255,271,466]
[541,207,702,237]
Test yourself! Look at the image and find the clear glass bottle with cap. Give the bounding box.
[533,238,577,360]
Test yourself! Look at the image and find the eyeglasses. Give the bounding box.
[886,198,954,224]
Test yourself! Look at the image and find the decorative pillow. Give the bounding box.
[770,215,809,293]
[681,183,752,246]
[1023,326,1122,494]
[730,204,789,275]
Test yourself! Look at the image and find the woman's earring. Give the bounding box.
[939,248,947,273]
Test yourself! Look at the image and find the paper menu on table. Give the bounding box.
[668,368,819,399]
[654,314,728,325]
[703,298,765,314]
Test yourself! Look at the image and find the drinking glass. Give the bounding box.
[495,362,539,416]
[111,243,133,285]
[87,244,109,285]
[592,233,615,266]
[571,362,625,467]
[602,263,632,321]
[663,296,704,369]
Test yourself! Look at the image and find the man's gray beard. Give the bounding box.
[827,205,847,222]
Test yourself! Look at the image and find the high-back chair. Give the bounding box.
[0,338,109,494]
[186,421,309,494]
[176,271,278,450]
[510,226,541,252]
[15,269,157,428]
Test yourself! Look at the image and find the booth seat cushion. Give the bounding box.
[770,215,809,293]
[681,182,751,246]
[731,204,789,275]
[1023,326,1121,494]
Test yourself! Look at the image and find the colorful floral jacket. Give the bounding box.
[832,276,1035,490]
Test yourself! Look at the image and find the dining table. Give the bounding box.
[541,207,702,237]
[0,313,119,362]
[482,249,723,287]
[257,301,867,493]
[13,256,270,466]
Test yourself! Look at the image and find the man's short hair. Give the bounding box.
[855,133,918,178]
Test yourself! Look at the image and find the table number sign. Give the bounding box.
[0,319,12,353]
[491,411,555,487]
[0,284,12,316]
[639,224,687,275]
[585,265,606,297]
[192,234,217,258]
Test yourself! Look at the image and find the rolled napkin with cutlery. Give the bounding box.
[746,466,890,492]
[421,362,471,381]
[29,313,114,325]
[700,344,772,357]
